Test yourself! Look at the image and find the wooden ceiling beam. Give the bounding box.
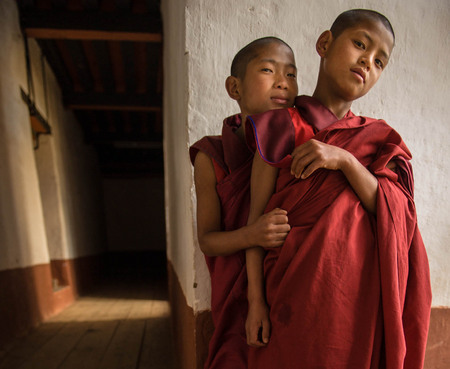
[65,92,162,112]
[24,29,162,42]
[21,10,162,41]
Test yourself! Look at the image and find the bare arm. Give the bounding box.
[290,139,378,213]
[194,151,289,256]
[246,152,287,347]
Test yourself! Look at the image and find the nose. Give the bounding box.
[359,54,372,70]
[275,73,289,89]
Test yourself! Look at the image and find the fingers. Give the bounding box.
[246,322,267,347]
[271,214,290,226]
[259,210,291,248]
[261,318,271,344]
[291,139,327,178]
[262,226,290,248]
[264,210,289,226]
[291,151,316,178]
[265,208,288,223]
[299,159,323,179]
[267,208,287,215]
[291,140,349,178]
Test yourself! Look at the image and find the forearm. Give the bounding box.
[341,154,378,214]
[246,246,267,303]
[248,152,279,224]
[198,226,256,256]
[245,153,278,301]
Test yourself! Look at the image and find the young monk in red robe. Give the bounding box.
[190,37,298,369]
[244,9,432,369]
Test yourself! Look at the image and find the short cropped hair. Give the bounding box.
[330,9,395,43]
[230,37,293,79]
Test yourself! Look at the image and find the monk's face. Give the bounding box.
[318,19,394,103]
[237,42,298,119]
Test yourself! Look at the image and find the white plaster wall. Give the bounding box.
[162,0,199,308]
[34,134,66,260]
[0,0,106,269]
[0,0,49,269]
[23,37,105,261]
[41,51,106,260]
[162,0,450,310]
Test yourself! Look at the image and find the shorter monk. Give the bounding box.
[190,36,298,369]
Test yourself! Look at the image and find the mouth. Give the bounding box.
[271,96,290,105]
[351,68,366,83]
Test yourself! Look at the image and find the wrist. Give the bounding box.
[247,291,266,304]
[243,223,257,248]
[339,150,357,174]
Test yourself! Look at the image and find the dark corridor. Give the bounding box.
[2,1,173,367]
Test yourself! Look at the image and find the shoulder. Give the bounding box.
[193,151,216,184]
[189,135,223,165]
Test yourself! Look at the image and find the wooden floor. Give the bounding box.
[0,261,175,369]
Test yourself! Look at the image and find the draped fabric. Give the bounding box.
[246,96,432,369]
[190,115,253,369]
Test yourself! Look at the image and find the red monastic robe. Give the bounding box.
[190,115,253,369]
[246,96,432,369]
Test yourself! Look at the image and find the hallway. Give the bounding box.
[0,255,174,369]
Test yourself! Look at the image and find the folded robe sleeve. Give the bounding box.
[372,141,431,368]
[245,107,315,168]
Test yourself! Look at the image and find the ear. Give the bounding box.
[316,30,333,57]
[225,76,241,101]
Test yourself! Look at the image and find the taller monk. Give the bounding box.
[244,9,432,369]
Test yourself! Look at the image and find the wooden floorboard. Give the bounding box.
[0,323,66,369]
[0,265,174,369]
[58,321,119,369]
[98,319,146,369]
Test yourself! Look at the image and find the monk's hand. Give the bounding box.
[290,139,351,179]
[249,208,290,248]
[246,299,271,347]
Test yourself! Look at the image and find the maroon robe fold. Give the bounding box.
[246,96,432,369]
[190,115,253,369]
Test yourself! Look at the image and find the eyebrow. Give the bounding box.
[361,32,390,60]
[258,58,297,70]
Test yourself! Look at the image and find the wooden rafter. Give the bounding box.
[65,92,161,112]
[81,40,104,92]
[108,42,126,93]
[25,29,162,42]
[55,40,84,92]
[134,42,147,94]
[21,10,162,41]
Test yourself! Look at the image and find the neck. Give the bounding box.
[312,89,352,120]
[235,114,246,142]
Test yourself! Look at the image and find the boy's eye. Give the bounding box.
[375,59,384,69]
[354,40,365,49]
[261,68,273,73]
[287,73,296,78]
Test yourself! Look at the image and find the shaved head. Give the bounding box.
[230,37,293,79]
[330,9,395,44]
